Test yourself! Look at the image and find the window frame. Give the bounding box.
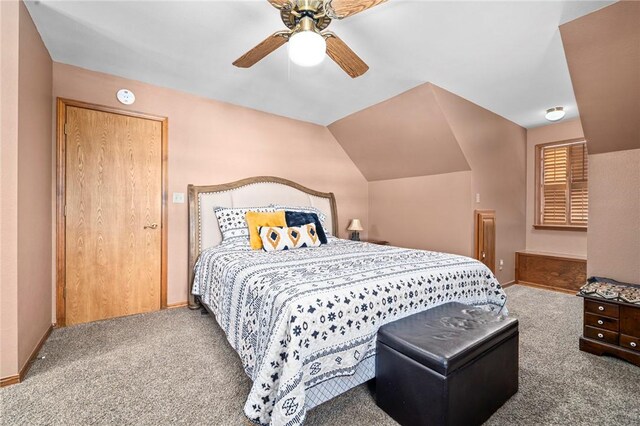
[534,138,588,231]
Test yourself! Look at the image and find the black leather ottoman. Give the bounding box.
[376,302,518,426]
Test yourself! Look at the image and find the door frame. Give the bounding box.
[56,98,169,326]
[474,209,496,273]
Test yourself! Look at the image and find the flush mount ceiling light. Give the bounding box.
[288,26,326,67]
[545,106,565,122]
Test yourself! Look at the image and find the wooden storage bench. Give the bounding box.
[515,250,586,293]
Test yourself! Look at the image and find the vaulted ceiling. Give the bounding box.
[26,0,613,128]
[328,83,471,181]
[560,0,640,154]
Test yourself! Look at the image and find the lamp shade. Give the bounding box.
[347,219,364,232]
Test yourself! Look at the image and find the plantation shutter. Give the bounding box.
[569,143,588,225]
[542,145,569,224]
[539,141,588,226]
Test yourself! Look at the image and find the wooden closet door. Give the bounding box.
[475,210,496,274]
[65,106,162,325]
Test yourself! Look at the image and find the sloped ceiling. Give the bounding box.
[560,1,640,155]
[328,83,471,181]
[25,0,613,128]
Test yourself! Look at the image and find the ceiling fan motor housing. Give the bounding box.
[296,0,322,13]
[298,16,321,34]
[281,0,332,32]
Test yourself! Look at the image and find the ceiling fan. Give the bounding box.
[232,0,388,78]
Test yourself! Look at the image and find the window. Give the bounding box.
[535,140,588,229]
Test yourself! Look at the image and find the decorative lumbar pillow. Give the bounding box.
[214,206,274,241]
[271,204,330,235]
[284,211,327,244]
[245,210,287,250]
[259,223,322,252]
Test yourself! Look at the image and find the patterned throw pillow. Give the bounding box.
[214,206,275,241]
[271,204,330,235]
[258,223,322,252]
[284,211,327,244]
[245,211,287,250]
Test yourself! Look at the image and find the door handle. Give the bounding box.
[481,251,486,259]
[144,223,158,229]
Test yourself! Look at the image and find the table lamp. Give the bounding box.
[347,219,364,241]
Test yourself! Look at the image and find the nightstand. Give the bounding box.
[362,239,389,246]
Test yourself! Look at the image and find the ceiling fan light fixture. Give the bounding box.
[288,31,326,67]
[545,106,566,122]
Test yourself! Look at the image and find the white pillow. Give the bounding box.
[214,206,274,241]
[259,224,322,252]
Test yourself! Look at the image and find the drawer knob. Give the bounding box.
[598,306,605,311]
[597,320,604,325]
[632,342,637,348]
[597,333,604,339]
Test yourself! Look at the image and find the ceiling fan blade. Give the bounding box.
[233,32,289,68]
[324,0,387,19]
[324,33,369,78]
[267,0,291,9]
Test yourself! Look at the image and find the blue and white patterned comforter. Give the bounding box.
[192,237,507,426]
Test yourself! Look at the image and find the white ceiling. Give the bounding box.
[26,0,613,128]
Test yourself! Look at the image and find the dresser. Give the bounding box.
[578,279,640,367]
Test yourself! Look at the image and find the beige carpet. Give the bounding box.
[1,285,639,425]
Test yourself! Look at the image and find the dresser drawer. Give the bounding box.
[620,335,639,352]
[585,313,619,331]
[584,326,618,345]
[585,300,619,318]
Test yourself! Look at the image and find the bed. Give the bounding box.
[188,176,507,426]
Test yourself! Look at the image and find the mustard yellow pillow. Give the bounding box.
[245,211,286,250]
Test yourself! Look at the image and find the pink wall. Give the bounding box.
[1,0,21,379]
[17,0,53,371]
[561,2,640,284]
[587,149,640,283]
[333,82,526,284]
[1,0,53,379]
[369,172,473,256]
[328,84,470,181]
[525,119,587,257]
[52,63,369,312]
[431,85,527,284]
[560,1,640,155]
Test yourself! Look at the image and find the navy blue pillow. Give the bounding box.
[284,211,327,244]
